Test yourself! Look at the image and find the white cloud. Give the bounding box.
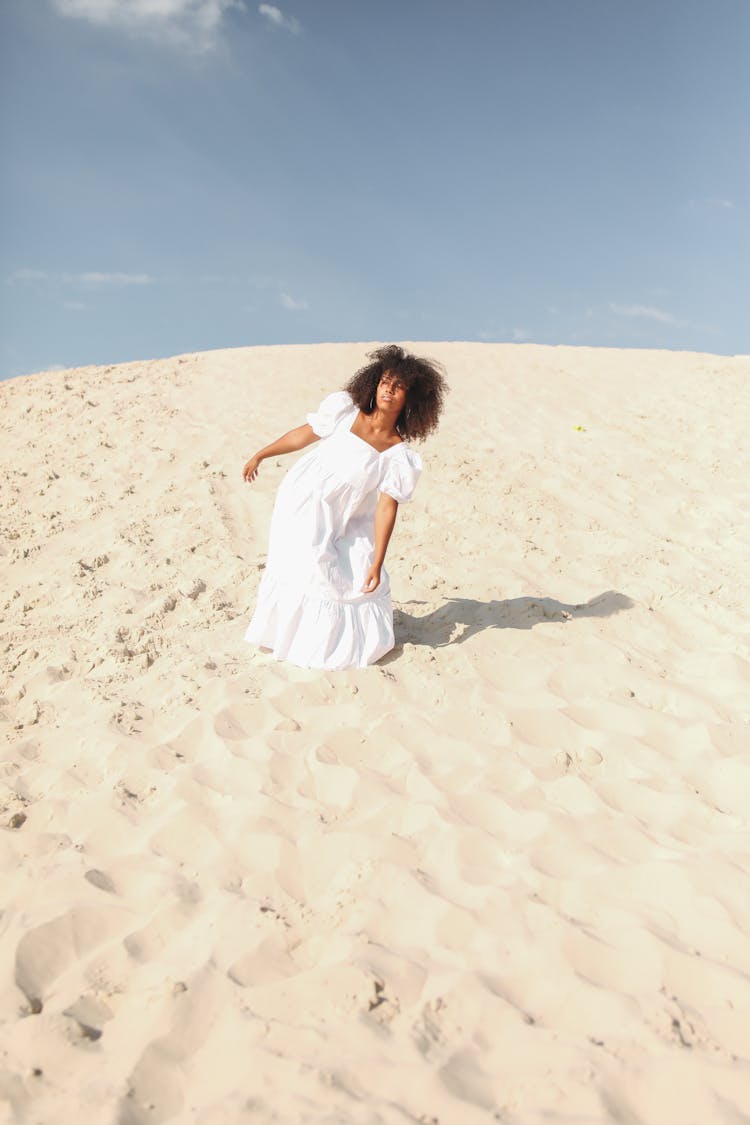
[7,268,156,288]
[258,4,300,33]
[609,302,676,325]
[707,198,735,210]
[683,196,736,218]
[50,0,242,50]
[74,271,155,285]
[7,269,49,285]
[280,292,308,310]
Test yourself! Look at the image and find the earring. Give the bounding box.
[369,395,375,411]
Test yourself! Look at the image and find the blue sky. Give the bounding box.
[1,0,748,378]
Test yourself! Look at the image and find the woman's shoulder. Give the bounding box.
[324,389,356,411]
[313,389,356,415]
[386,440,422,469]
[379,441,423,503]
[307,391,357,437]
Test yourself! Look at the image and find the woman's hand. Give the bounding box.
[242,424,320,483]
[242,453,263,482]
[361,564,382,594]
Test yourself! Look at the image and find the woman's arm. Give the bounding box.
[242,423,319,482]
[361,493,399,593]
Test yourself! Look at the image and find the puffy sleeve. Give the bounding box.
[380,446,423,504]
[306,391,355,438]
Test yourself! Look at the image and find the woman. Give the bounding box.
[242,344,447,670]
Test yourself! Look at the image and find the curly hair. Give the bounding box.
[344,344,447,442]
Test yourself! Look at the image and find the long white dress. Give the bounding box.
[245,391,422,670]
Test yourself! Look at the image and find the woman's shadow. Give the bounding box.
[390,590,634,652]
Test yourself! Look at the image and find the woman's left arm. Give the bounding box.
[362,493,399,593]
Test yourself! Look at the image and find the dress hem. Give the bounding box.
[246,574,395,671]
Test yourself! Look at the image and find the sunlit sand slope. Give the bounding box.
[1,342,749,1123]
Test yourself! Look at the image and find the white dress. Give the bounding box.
[245,391,422,670]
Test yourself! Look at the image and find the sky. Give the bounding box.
[1,0,748,379]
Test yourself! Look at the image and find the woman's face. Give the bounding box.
[376,370,408,413]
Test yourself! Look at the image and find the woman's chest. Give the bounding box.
[318,429,384,490]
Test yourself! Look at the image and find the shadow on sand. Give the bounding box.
[389,590,635,654]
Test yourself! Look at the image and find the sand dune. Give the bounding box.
[1,342,749,1123]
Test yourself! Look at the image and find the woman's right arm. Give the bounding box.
[242,423,319,482]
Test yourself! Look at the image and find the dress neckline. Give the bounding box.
[347,414,404,457]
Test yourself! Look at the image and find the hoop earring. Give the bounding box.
[369,395,375,411]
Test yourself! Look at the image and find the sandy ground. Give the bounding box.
[1,341,749,1125]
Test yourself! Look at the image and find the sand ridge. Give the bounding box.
[1,342,749,1123]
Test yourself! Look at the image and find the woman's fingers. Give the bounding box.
[361,568,380,593]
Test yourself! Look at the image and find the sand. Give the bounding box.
[1,341,749,1124]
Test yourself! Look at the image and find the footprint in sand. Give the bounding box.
[62,994,114,1042]
[119,965,225,1124]
[14,906,122,1014]
[554,747,604,776]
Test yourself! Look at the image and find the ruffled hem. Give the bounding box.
[245,577,394,670]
